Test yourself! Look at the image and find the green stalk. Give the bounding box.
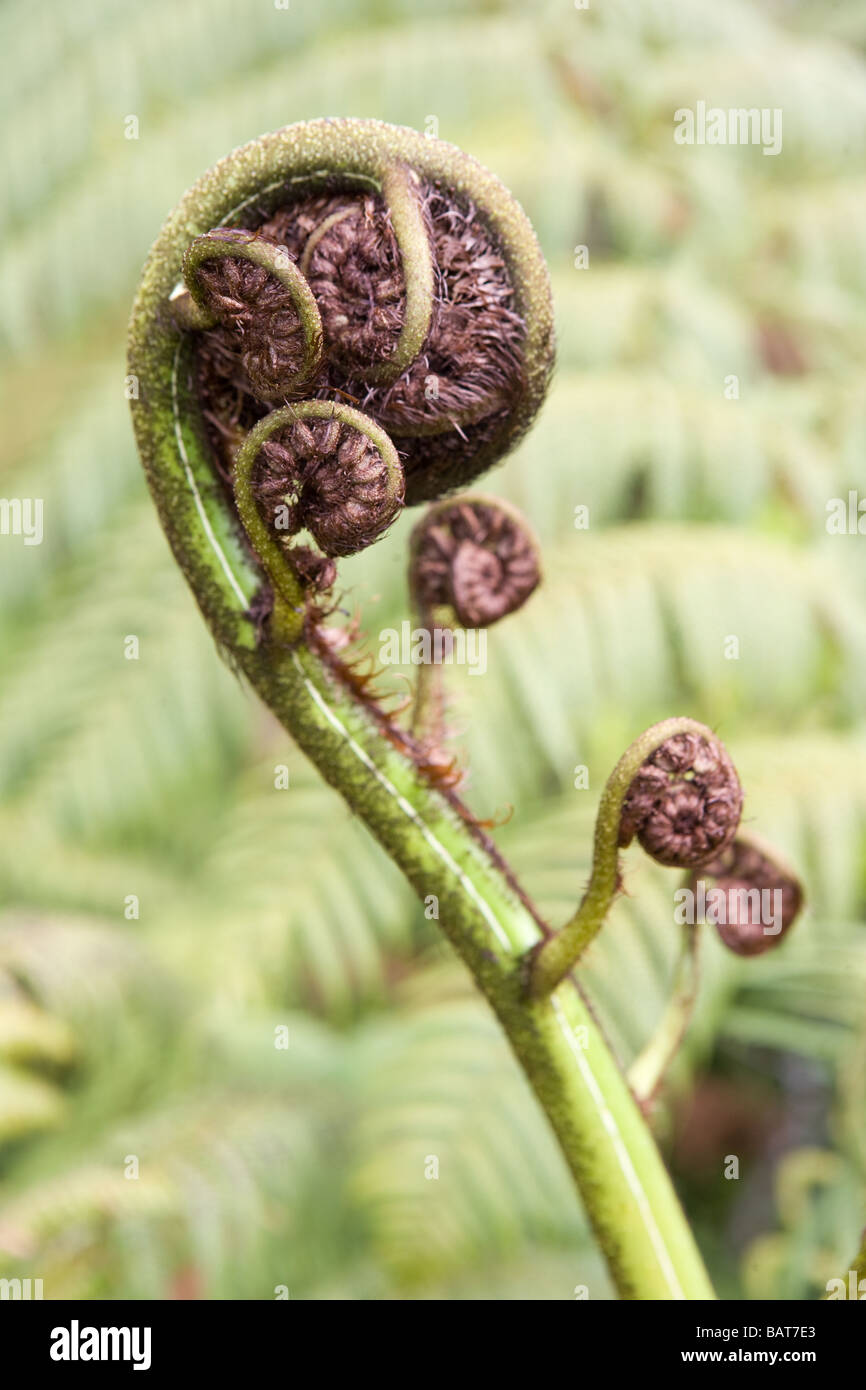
[530,717,715,997]
[128,118,714,1301]
[629,922,701,1105]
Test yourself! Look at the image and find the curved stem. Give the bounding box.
[129,118,712,1300]
[407,500,460,746]
[409,611,450,747]
[529,717,716,998]
[128,330,714,1298]
[232,400,404,643]
[171,231,325,394]
[628,921,701,1106]
[363,162,434,384]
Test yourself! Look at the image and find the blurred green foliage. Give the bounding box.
[0,0,864,1300]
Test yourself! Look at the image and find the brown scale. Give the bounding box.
[304,618,551,934]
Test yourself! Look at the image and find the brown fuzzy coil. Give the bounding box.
[695,838,802,957]
[299,197,405,371]
[411,500,540,627]
[619,731,743,868]
[253,415,403,562]
[195,182,528,505]
[193,231,309,401]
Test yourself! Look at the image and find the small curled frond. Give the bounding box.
[527,719,744,997]
[171,229,325,400]
[306,160,435,387]
[231,401,404,636]
[244,402,405,558]
[691,834,804,957]
[619,728,743,870]
[409,496,541,628]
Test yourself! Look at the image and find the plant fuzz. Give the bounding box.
[195,183,528,522]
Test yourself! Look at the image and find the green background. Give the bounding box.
[0,0,864,1299]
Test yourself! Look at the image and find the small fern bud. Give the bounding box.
[132,119,554,640]
[409,496,540,627]
[619,728,743,869]
[695,836,803,956]
[172,228,325,401]
[235,401,404,580]
[155,119,552,511]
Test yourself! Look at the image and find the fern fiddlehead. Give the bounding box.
[529,718,745,996]
[407,495,541,749]
[529,719,803,1103]
[127,117,804,1301]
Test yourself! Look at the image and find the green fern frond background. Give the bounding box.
[0,0,864,1300]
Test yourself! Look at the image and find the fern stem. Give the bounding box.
[128,118,715,1302]
[127,340,714,1300]
[628,921,700,1105]
[529,717,717,997]
[409,623,447,745]
[233,631,717,1299]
